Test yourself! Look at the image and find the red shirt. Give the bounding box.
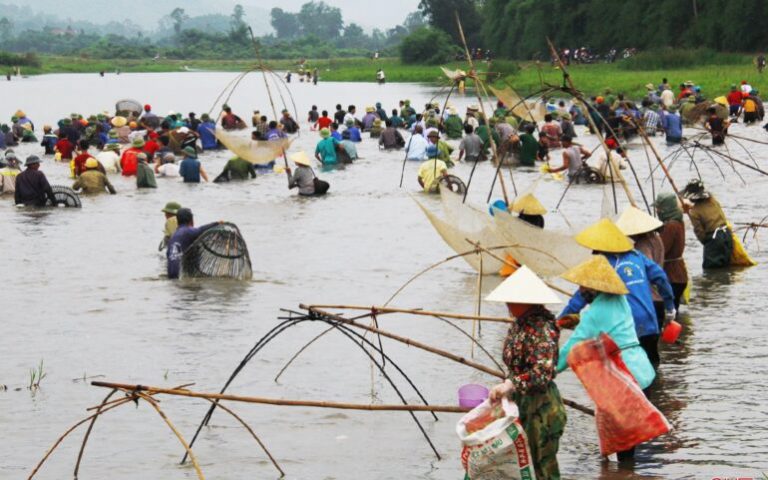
[55,138,74,160]
[317,116,332,129]
[727,91,744,106]
[73,152,92,176]
[121,148,142,176]
[144,140,160,157]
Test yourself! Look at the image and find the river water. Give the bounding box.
[1,72,766,479]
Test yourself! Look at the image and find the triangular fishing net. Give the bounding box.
[181,223,253,280]
[115,99,142,118]
[215,130,292,165]
[50,185,82,208]
[489,86,546,123]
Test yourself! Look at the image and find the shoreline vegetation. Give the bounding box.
[5,54,765,100]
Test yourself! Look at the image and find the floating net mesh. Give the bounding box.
[50,185,82,208]
[215,130,292,165]
[115,99,142,118]
[181,223,253,280]
[416,190,590,277]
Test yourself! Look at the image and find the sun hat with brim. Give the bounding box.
[132,137,146,148]
[319,128,330,138]
[25,155,41,166]
[575,218,634,253]
[105,143,121,151]
[290,151,313,167]
[615,206,663,236]
[183,146,197,158]
[714,96,728,107]
[111,116,127,128]
[162,201,182,215]
[85,157,99,169]
[682,178,710,201]
[511,193,547,216]
[485,265,561,304]
[645,83,655,90]
[561,255,629,295]
[365,106,375,113]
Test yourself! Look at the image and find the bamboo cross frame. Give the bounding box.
[306,305,517,323]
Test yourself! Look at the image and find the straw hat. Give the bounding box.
[511,193,546,215]
[290,151,313,167]
[615,206,663,236]
[645,83,655,90]
[111,116,127,128]
[85,157,99,169]
[574,218,634,253]
[485,265,561,304]
[365,106,375,113]
[561,255,628,295]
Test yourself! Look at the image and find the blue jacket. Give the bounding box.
[166,223,217,279]
[179,157,202,183]
[561,250,674,338]
[198,122,217,150]
[662,113,682,139]
[558,294,656,389]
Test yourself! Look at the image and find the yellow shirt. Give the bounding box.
[744,99,757,113]
[418,159,448,193]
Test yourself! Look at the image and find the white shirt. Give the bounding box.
[405,134,429,161]
[741,84,753,94]
[592,150,628,180]
[157,163,180,177]
[660,89,675,108]
[96,151,120,174]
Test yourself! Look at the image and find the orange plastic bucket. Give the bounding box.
[661,320,682,344]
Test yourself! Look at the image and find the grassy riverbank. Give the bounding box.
[12,55,765,100]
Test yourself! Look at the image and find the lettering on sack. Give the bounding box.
[514,434,530,467]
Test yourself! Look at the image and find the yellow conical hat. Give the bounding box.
[486,265,561,304]
[560,255,629,295]
[615,206,663,236]
[289,151,313,167]
[511,193,547,215]
[574,218,634,253]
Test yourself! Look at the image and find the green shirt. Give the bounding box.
[315,137,338,164]
[136,162,157,188]
[444,115,464,139]
[223,158,256,180]
[519,133,538,166]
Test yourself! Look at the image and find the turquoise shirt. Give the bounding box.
[557,294,656,389]
[315,137,338,164]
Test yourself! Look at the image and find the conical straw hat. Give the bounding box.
[560,255,628,295]
[289,151,313,167]
[615,206,663,236]
[511,193,547,215]
[485,265,562,304]
[574,218,634,253]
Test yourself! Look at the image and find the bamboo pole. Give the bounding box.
[306,305,515,323]
[93,382,469,413]
[302,305,505,377]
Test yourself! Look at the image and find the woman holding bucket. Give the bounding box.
[488,266,567,480]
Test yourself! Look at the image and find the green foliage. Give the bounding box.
[483,0,768,59]
[418,0,482,45]
[0,50,40,67]
[400,27,458,65]
[618,48,747,71]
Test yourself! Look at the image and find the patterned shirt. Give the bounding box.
[502,306,560,395]
[643,109,661,132]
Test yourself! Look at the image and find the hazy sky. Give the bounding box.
[2,0,422,32]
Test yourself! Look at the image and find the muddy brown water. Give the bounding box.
[1,72,766,479]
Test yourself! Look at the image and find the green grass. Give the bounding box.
[503,59,768,100]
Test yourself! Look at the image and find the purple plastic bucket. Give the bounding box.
[458,384,489,409]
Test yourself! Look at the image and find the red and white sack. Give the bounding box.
[457,398,537,480]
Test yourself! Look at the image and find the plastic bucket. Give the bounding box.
[661,320,682,344]
[458,384,489,409]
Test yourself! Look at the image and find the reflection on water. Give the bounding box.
[1,72,766,479]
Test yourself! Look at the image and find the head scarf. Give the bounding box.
[655,192,684,222]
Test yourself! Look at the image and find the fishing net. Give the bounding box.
[489,86,546,123]
[115,99,142,118]
[215,130,292,165]
[50,185,82,208]
[181,223,253,280]
[439,175,467,195]
[440,66,467,82]
[683,102,728,125]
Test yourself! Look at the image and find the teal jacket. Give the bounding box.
[557,293,656,389]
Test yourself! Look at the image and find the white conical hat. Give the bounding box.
[485,265,562,304]
[289,151,313,167]
[615,206,663,236]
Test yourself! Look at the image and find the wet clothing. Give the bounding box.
[561,250,675,339]
[688,196,732,268]
[418,159,447,193]
[219,158,256,181]
[518,133,538,166]
[541,121,562,149]
[563,146,584,180]
[558,294,656,389]
[14,168,56,206]
[288,165,315,196]
[96,151,121,174]
[662,112,683,143]
[405,134,429,161]
[221,113,246,130]
[560,119,576,138]
[502,306,565,480]
[55,138,75,160]
[166,223,218,279]
[280,116,300,134]
[198,122,218,150]
[379,127,405,150]
[659,220,688,285]
[73,152,93,177]
[344,126,362,142]
[120,148,142,176]
[444,115,464,139]
[340,140,358,161]
[706,115,726,145]
[0,166,20,194]
[136,162,157,188]
[459,133,484,162]
[317,116,333,130]
[41,134,57,155]
[72,170,116,194]
[179,157,203,183]
[315,137,339,165]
